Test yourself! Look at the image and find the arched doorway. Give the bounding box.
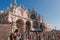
[16,19,24,33]
[33,21,40,40]
[30,14,36,19]
[26,21,31,40]
[40,23,45,32]
[33,21,38,29]
[26,21,31,32]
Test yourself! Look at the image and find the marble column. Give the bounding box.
[40,32,44,40]
[30,21,33,40]
[30,21,33,31]
[23,20,26,40]
[12,22,17,32]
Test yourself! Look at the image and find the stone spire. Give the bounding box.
[10,0,12,7]
[14,0,16,5]
[27,7,30,11]
[9,0,13,11]
[32,8,35,12]
[42,16,44,23]
[20,4,24,9]
[13,0,16,8]
[39,14,40,19]
[10,4,12,8]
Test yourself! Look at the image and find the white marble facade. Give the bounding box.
[0,0,50,33]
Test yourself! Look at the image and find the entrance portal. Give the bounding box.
[26,21,31,40]
[16,19,24,33]
[26,21,31,32]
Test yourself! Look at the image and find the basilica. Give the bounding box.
[0,0,51,40]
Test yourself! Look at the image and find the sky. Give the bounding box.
[0,0,60,30]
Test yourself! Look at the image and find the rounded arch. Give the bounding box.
[26,21,31,31]
[40,23,45,30]
[33,21,38,28]
[26,21,31,26]
[16,19,24,25]
[16,19,24,33]
[30,14,36,19]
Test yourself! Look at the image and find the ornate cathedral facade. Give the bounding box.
[0,0,51,40]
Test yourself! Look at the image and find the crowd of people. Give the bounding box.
[9,29,31,40]
[9,29,22,40]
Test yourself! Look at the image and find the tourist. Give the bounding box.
[10,32,16,40]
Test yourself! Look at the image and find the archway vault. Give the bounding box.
[33,21,38,29]
[16,19,24,33]
[26,21,31,32]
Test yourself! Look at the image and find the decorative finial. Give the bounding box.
[10,4,12,8]
[13,0,16,7]
[32,8,35,12]
[39,14,40,19]
[42,16,44,23]
[27,7,30,11]
[20,4,24,9]
[9,0,13,9]
[14,0,16,5]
